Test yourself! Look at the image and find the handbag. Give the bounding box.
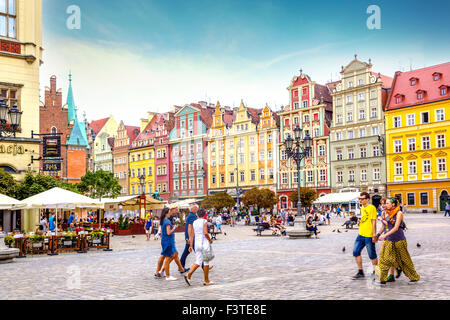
[202,242,215,262]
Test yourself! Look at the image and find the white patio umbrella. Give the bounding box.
[20,187,103,233]
[0,193,25,210]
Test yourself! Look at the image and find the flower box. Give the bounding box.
[32,242,43,248]
[63,240,73,246]
[92,239,101,244]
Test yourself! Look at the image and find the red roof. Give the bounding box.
[90,117,109,135]
[223,110,235,127]
[386,62,450,111]
[125,125,140,142]
[247,107,262,125]
[199,106,215,129]
[370,72,393,89]
[107,137,115,149]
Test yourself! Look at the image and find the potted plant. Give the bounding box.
[4,235,14,248]
[88,230,104,245]
[29,234,45,248]
[62,232,77,247]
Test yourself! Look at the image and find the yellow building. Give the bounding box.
[129,115,157,212]
[0,0,43,232]
[207,101,278,199]
[386,64,450,213]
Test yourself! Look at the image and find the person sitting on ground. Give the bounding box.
[306,216,320,239]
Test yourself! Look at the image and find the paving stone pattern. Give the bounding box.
[1,214,449,300]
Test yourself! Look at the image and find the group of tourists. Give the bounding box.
[154,204,214,286]
[351,192,420,285]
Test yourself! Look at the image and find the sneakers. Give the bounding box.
[180,268,190,274]
[166,276,178,281]
[352,272,365,280]
[374,280,387,286]
[154,273,162,279]
[203,281,215,286]
[408,280,419,285]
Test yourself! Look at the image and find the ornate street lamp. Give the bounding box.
[9,103,22,129]
[284,126,313,238]
[0,97,22,138]
[0,98,8,123]
[138,174,146,222]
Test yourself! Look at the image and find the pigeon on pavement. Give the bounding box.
[417,243,421,248]
[342,247,346,253]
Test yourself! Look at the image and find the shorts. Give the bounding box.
[353,235,377,260]
[216,223,222,230]
[145,227,151,234]
[194,243,209,266]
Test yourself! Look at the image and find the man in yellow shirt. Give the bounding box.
[352,192,378,280]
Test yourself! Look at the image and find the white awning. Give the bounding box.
[313,192,361,205]
[0,193,25,210]
[20,187,103,209]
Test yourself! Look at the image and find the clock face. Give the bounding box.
[336,84,341,92]
[370,75,376,84]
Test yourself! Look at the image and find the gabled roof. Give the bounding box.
[90,117,109,135]
[386,62,450,111]
[125,125,140,142]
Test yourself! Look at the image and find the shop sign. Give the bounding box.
[0,144,25,156]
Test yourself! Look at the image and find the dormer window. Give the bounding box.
[394,94,404,104]
[439,85,448,96]
[416,89,426,100]
[432,72,442,81]
[410,77,419,86]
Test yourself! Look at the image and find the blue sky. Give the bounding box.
[40,0,450,125]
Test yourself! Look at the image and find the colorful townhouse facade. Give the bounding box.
[113,121,139,196]
[90,116,118,173]
[169,103,213,201]
[277,71,333,210]
[385,62,450,212]
[329,56,392,203]
[128,114,157,196]
[153,112,175,201]
[207,101,279,199]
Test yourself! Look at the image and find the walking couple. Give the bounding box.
[351,192,420,286]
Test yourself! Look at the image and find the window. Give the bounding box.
[197,179,203,190]
[211,158,216,167]
[307,171,313,183]
[212,174,216,184]
[249,152,255,163]
[358,79,363,86]
[372,127,378,136]
[220,157,224,166]
[197,143,202,153]
[293,171,298,183]
[349,170,355,182]
[371,108,377,118]
[319,145,325,156]
[417,92,424,100]
[249,137,254,146]
[347,112,353,122]
[438,158,446,172]
[319,170,326,181]
[132,169,135,178]
[258,151,264,162]
[408,161,417,174]
[303,101,308,108]
[348,148,354,159]
[396,96,402,104]
[394,140,402,153]
[230,172,234,183]
[336,150,343,160]
[373,168,380,180]
[219,142,224,151]
[281,150,287,161]
[436,109,445,122]
[196,160,202,170]
[282,173,288,184]
[240,171,245,182]
[360,128,366,137]
[393,116,401,128]
[395,162,403,175]
[229,154,234,165]
[361,169,367,181]
[407,114,415,126]
[268,134,272,143]
[336,132,343,141]
[337,171,343,183]
[359,93,365,101]
[259,135,265,145]
[373,146,380,157]
[260,169,265,180]
[149,167,152,176]
[407,193,415,206]
[142,167,146,176]
[211,143,215,151]
[174,163,179,173]
[137,168,141,177]
[348,81,353,88]
[359,109,366,120]
[0,0,16,38]
[348,131,354,139]
[408,138,416,151]
[182,163,186,172]
[132,186,135,195]
[268,151,273,160]
[422,136,430,150]
[441,87,448,96]
[423,159,431,174]
[346,95,352,103]
[360,147,367,158]
[421,112,429,124]
[220,174,225,184]
[337,114,343,124]
[437,134,445,148]
[420,192,428,205]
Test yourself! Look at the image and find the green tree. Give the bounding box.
[15,173,60,200]
[201,192,235,212]
[77,170,121,201]
[241,187,278,213]
[0,169,17,197]
[289,187,318,210]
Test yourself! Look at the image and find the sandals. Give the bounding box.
[203,281,215,286]
[184,275,191,286]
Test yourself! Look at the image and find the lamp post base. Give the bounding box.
[287,215,313,239]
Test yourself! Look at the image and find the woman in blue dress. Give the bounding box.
[155,207,189,281]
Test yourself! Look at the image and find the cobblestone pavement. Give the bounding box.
[1,214,450,300]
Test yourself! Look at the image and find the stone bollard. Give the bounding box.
[0,233,20,264]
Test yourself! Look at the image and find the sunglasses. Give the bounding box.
[359,197,368,200]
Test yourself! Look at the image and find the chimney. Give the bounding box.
[198,101,207,108]
[50,75,57,93]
